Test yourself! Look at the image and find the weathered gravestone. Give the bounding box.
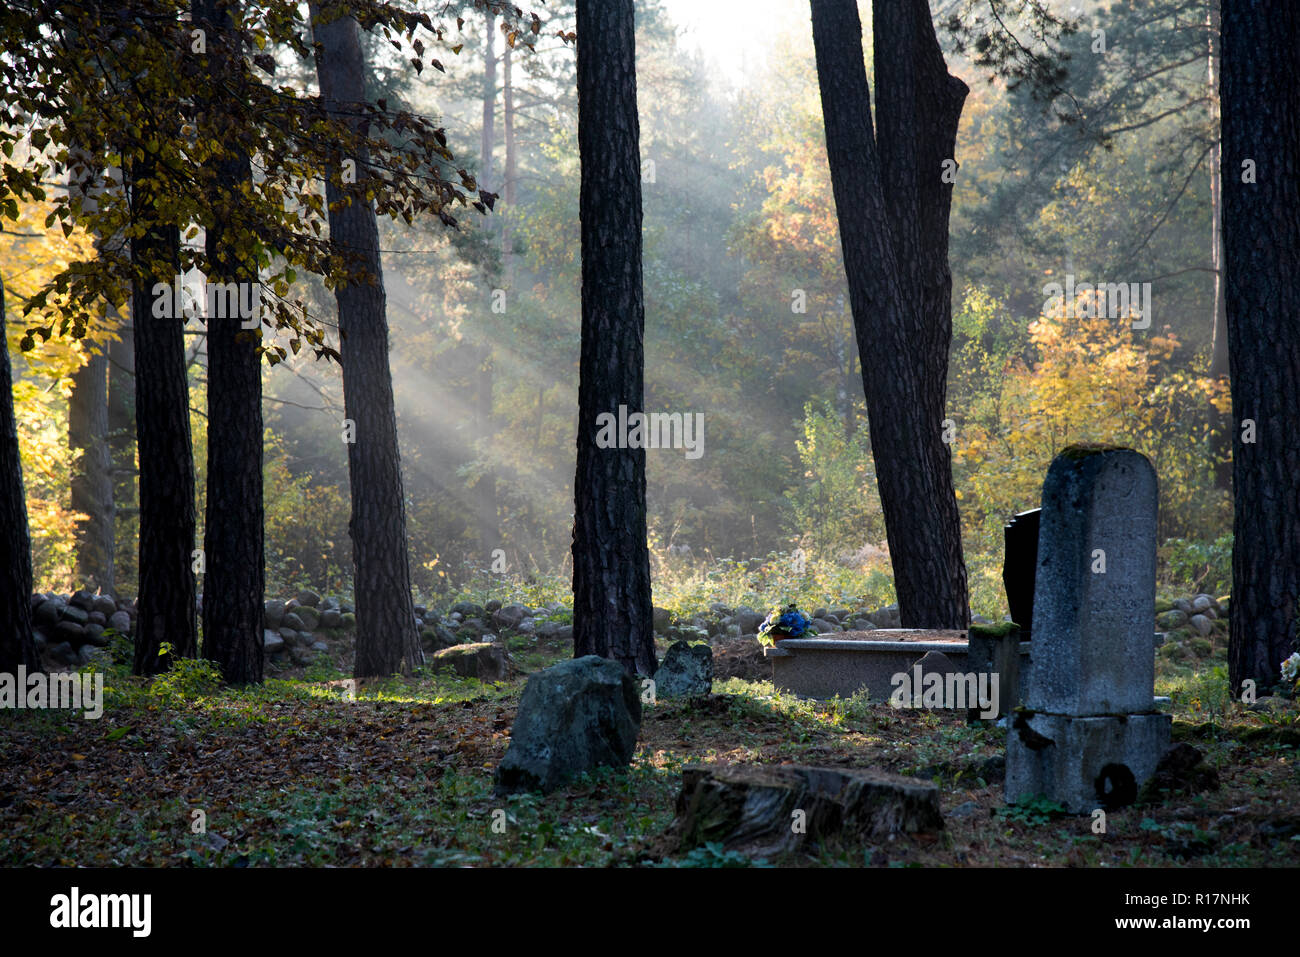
[1005,446,1171,813]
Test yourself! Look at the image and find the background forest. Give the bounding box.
[5,0,1231,618]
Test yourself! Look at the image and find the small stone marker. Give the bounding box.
[1006,446,1171,813]
[1002,508,1040,637]
[653,640,714,697]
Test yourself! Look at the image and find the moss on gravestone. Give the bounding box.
[969,621,1020,639]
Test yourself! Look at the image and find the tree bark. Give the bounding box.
[0,275,39,675]
[129,133,198,675]
[311,2,423,677]
[1221,0,1300,692]
[503,41,517,281]
[68,153,116,593]
[68,345,113,591]
[1207,0,1230,491]
[810,0,969,628]
[108,314,134,594]
[197,0,264,685]
[571,0,656,676]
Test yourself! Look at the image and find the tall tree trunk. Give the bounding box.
[311,2,423,677]
[68,345,112,591]
[129,146,198,675]
[108,313,135,594]
[810,0,969,629]
[476,19,498,561]
[68,155,115,593]
[1207,0,1230,490]
[502,41,517,281]
[1221,0,1300,693]
[0,275,39,675]
[572,0,656,676]
[197,0,264,685]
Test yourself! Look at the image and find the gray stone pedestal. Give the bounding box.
[1006,711,1171,813]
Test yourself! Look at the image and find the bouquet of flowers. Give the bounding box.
[757,603,817,647]
[1282,652,1300,693]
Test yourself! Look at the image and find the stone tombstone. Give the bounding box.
[1002,508,1040,636]
[1027,446,1158,716]
[1006,446,1170,813]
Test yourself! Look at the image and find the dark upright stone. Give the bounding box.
[1003,508,1040,636]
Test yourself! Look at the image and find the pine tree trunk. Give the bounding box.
[1206,0,1230,491]
[68,345,113,591]
[197,0,264,685]
[571,0,656,676]
[311,3,423,677]
[810,0,969,629]
[0,275,39,675]
[68,153,116,593]
[108,312,135,594]
[1221,0,1300,692]
[129,147,198,675]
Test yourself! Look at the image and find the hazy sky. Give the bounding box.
[659,0,813,88]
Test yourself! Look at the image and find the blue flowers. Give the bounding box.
[758,603,817,646]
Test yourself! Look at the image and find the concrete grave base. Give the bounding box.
[763,629,1030,703]
[1005,710,1171,813]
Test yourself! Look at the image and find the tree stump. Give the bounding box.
[669,764,943,856]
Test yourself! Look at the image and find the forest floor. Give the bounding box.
[1,629,1297,867]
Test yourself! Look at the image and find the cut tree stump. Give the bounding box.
[669,764,943,856]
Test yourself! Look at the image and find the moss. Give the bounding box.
[969,621,1020,639]
[1155,600,1175,614]
[1060,442,1127,459]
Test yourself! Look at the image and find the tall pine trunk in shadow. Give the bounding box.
[1221,0,1300,693]
[571,0,656,676]
[0,275,39,675]
[311,3,422,677]
[809,0,969,629]
[130,146,198,674]
[196,0,264,685]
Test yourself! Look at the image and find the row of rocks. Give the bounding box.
[658,602,903,643]
[28,590,135,667]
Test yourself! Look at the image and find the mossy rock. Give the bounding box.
[1189,636,1213,658]
[969,621,1020,639]
[1154,600,1175,614]
[339,612,356,629]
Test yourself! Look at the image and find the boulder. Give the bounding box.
[493,603,530,629]
[429,642,511,682]
[451,601,486,620]
[652,606,673,634]
[668,764,943,856]
[108,611,132,635]
[70,589,95,611]
[296,590,321,608]
[320,609,344,629]
[653,640,713,698]
[485,598,503,613]
[263,630,285,654]
[53,621,86,644]
[295,606,321,631]
[281,611,306,632]
[1157,609,1188,630]
[60,604,89,626]
[1189,614,1214,637]
[91,595,117,617]
[735,610,765,635]
[421,623,460,652]
[82,624,109,647]
[495,656,641,795]
[264,599,287,629]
